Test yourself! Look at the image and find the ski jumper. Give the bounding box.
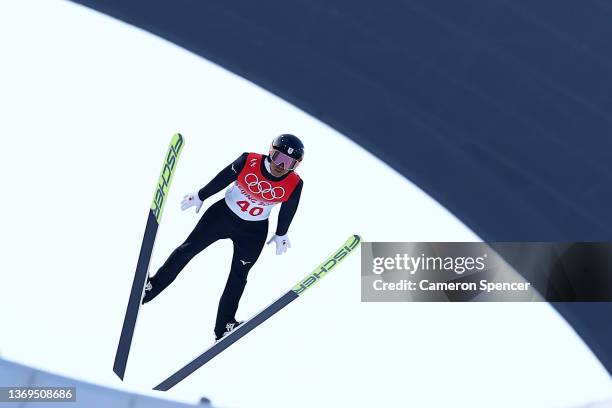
[145,153,303,337]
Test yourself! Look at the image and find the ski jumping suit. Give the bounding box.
[144,152,303,337]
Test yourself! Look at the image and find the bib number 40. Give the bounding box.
[236,200,264,216]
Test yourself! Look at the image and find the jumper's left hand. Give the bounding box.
[266,234,291,255]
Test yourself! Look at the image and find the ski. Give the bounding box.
[153,234,361,391]
[113,133,185,380]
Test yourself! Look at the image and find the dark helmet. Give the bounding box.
[271,134,304,161]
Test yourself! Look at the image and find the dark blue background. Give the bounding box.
[71,0,612,374]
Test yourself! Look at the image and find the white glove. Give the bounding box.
[180,191,203,213]
[266,234,291,255]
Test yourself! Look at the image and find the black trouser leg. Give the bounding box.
[214,222,268,336]
[144,201,227,303]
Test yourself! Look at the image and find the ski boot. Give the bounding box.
[215,320,243,342]
[141,280,154,304]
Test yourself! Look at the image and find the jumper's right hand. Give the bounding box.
[180,191,203,213]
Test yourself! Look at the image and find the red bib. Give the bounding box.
[225,153,300,221]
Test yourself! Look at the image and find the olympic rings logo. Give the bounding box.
[244,173,285,200]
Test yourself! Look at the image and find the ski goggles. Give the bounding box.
[269,149,300,170]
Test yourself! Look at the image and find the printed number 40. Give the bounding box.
[237,200,264,216]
